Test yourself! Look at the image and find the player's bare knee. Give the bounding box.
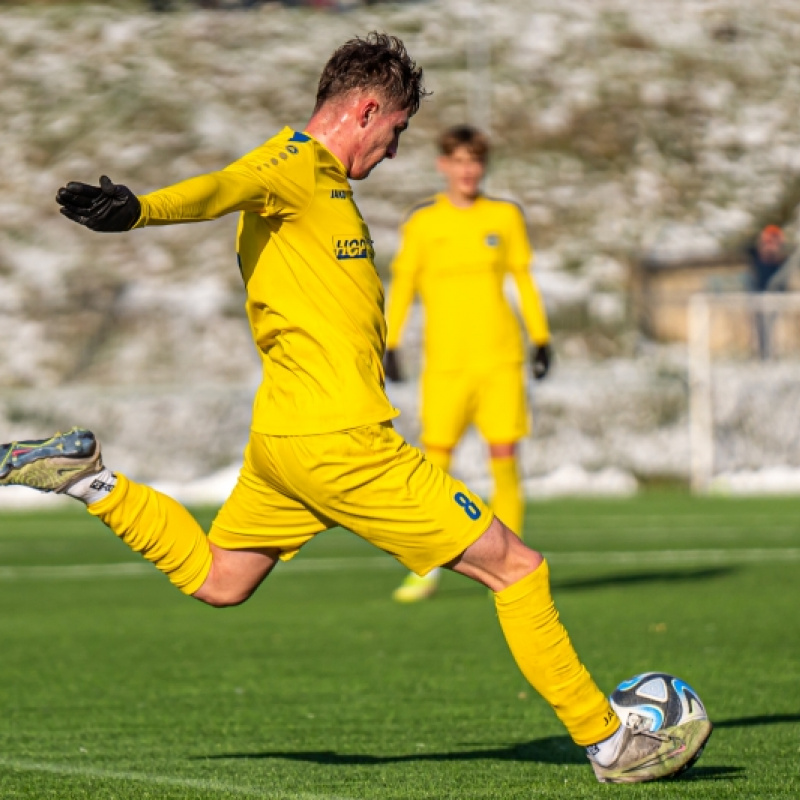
[502,526,542,574]
[192,543,278,607]
[487,524,542,585]
[449,518,542,590]
[200,593,250,609]
[193,581,255,608]
[515,541,543,575]
[191,560,258,608]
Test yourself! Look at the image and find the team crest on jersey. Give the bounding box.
[333,236,374,260]
[486,233,500,247]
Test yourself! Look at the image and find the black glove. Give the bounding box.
[384,348,403,382]
[531,343,552,381]
[56,175,141,232]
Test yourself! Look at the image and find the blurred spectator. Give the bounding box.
[749,225,790,291]
[747,225,792,359]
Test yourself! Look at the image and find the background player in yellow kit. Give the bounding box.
[385,125,552,603]
[0,34,710,785]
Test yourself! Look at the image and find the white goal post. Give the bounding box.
[688,292,800,493]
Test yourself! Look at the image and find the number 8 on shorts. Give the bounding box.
[454,491,481,520]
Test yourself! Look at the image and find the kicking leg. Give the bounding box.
[446,518,711,783]
[446,517,610,743]
[296,422,711,784]
[87,471,279,606]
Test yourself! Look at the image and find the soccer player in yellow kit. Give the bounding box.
[385,125,551,603]
[0,33,709,784]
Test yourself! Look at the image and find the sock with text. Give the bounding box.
[494,559,619,746]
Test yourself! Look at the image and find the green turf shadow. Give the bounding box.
[551,566,739,591]
[712,712,800,729]
[193,735,589,766]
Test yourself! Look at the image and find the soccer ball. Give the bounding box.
[610,672,708,732]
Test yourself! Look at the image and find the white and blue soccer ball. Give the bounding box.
[610,672,708,732]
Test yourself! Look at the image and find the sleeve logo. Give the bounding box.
[333,236,374,260]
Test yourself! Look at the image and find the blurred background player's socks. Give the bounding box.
[67,468,117,506]
[494,559,619,746]
[87,474,212,595]
[489,455,523,537]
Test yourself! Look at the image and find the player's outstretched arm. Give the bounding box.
[57,176,141,232]
[57,166,271,231]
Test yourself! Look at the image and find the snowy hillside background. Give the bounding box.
[2,0,800,503]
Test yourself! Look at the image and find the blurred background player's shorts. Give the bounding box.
[420,364,529,449]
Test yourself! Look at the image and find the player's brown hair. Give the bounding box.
[438,125,490,163]
[315,32,429,115]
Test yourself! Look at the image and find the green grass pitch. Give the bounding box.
[0,493,799,799]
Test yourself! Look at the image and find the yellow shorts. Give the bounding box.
[208,422,492,576]
[420,363,529,449]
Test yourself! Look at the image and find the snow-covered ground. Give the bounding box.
[2,1,800,496]
[711,467,800,495]
[0,460,639,511]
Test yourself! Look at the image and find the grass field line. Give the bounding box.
[0,757,357,800]
[541,513,800,527]
[1,547,800,582]
[546,547,800,565]
[0,558,398,581]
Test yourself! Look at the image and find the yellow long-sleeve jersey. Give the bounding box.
[135,127,397,435]
[385,193,550,373]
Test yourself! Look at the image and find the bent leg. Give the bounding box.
[445,514,536,591]
[447,518,618,747]
[89,473,213,594]
[89,474,278,607]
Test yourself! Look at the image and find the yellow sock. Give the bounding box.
[425,448,452,473]
[87,474,212,595]
[490,455,523,537]
[494,559,619,746]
